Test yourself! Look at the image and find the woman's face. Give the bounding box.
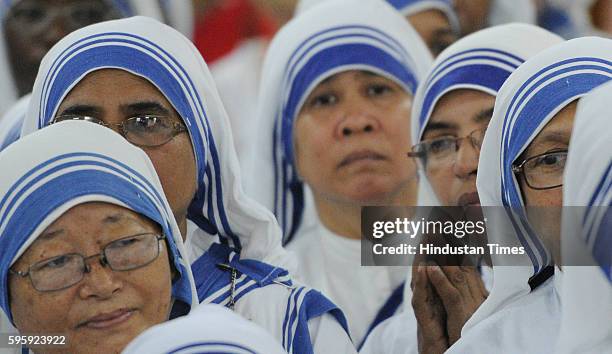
[9,202,173,354]
[517,102,577,262]
[407,9,458,57]
[56,69,198,236]
[294,70,417,206]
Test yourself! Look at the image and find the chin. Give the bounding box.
[342,178,398,205]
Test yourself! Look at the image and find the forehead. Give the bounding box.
[316,70,405,90]
[59,69,171,107]
[428,89,495,125]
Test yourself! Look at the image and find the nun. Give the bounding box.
[360,23,563,354]
[295,0,459,57]
[442,37,611,353]
[19,16,353,353]
[248,0,432,347]
[0,120,286,354]
[556,81,612,354]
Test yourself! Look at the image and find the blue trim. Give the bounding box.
[358,282,405,350]
[168,341,257,354]
[386,0,452,11]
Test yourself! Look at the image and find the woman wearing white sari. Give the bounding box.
[444,37,611,353]
[360,23,563,354]
[20,16,352,353]
[557,81,612,354]
[249,0,432,347]
[0,120,284,354]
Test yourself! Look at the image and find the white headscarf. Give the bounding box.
[20,16,292,271]
[474,36,612,327]
[249,0,432,243]
[557,81,612,354]
[0,120,198,324]
[123,304,286,354]
[0,1,160,116]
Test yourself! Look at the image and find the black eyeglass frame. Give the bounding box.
[9,233,166,292]
[511,149,568,190]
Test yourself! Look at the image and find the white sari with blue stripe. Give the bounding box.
[249,0,432,347]
[557,81,612,354]
[361,23,563,354]
[0,120,198,353]
[447,36,612,353]
[20,16,351,353]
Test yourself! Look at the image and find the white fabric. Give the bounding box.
[557,81,612,354]
[488,0,536,26]
[158,0,194,39]
[464,37,612,352]
[122,304,286,354]
[0,93,28,150]
[248,0,432,242]
[288,223,407,345]
[210,39,268,179]
[20,15,295,274]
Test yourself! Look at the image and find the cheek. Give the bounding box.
[10,279,75,334]
[135,252,173,324]
[523,187,563,207]
[425,169,453,205]
[294,119,331,174]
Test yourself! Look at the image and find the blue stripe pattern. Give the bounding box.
[0,152,192,323]
[386,0,453,12]
[500,57,612,274]
[416,48,523,139]
[34,31,242,251]
[273,24,421,243]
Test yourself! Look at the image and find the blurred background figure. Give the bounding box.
[453,0,536,36]
[535,0,612,38]
[0,0,171,118]
[207,0,299,175]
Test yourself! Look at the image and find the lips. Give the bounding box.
[457,191,481,207]
[338,150,386,168]
[78,308,135,330]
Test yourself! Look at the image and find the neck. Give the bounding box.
[313,178,417,240]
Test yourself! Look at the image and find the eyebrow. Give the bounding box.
[424,121,458,133]
[474,107,494,124]
[39,229,64,240]
[533,130,571,146]
[121,101,172,117]
[102,213,124,224]
[58,104,103,117]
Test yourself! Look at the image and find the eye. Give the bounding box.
[11,6,45,24]
[532,152,567,170]
[107,236,143,250]
[307,93,338,108]
[366,84,393,97]
[427,137,455,155]
[127,116,171,132]
[38,255,73,270]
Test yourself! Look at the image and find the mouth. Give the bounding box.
[457,191,481,207]
[338,150,386,169]
[78,308,136,330]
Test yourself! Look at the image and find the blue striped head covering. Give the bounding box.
[474,37,612,322]
[563,81,612,282]
[250,0,432,244]
[0,121,197,324]
[20,16,289,269]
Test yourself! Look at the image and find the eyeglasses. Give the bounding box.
[512,149,567,190]
[10,233,166,292]
[407,128,487,169]
[51,115,187,147]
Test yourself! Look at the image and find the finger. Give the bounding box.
[461,266,488,300]
[426,264,462,311]
[441,265,473,300]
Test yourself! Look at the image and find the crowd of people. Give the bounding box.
[0,0,610,353]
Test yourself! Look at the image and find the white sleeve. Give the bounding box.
[308,313,358,354]
[359,312,418,354]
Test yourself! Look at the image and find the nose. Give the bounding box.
[335,101,381,138]
[78,257,122,300]
[453,138,479,179]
